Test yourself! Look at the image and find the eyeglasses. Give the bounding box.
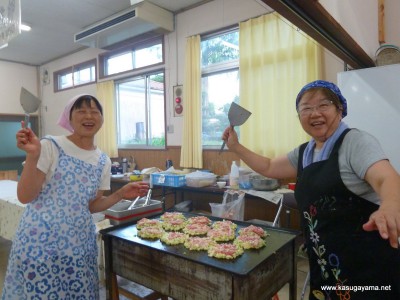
[298,100,334,117]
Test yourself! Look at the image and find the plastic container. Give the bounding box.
[174,200,193,212]
[230,161,239,189]
[186,171,217,187]
[151,172,186,187]
[239,174,252,189]
[249,174,279,191]
[129,174,143,181]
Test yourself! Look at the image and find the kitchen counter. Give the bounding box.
[111,176,301,230]
[157,185,300,229]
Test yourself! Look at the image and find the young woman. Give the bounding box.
[2,94,149,299]
[222,80,400,299]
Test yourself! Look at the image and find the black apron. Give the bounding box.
[295,129,400,300]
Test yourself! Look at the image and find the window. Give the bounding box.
[103,36,166,149]
[201,28,239,147]
[116,71,165,149]
[54,59,96,92]
[99,36,163,78]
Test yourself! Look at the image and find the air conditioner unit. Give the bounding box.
[74,1,174,49]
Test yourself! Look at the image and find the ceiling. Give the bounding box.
[0,0,211,66]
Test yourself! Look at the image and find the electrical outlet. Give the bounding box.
[167,125,174,133]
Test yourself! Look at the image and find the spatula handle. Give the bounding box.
[219,125,234,154]
[219,141,227,153]
[24,113,30,128]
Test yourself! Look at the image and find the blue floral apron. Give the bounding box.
[2,137,107,300]
[295,129,400,300]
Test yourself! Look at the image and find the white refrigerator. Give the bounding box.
[338,64,400,173]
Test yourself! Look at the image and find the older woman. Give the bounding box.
[222,80,400,299]
[2,95,149,299]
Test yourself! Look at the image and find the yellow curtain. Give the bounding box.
[180,35,203,168]
[96,80,118,158]
[239,12,322,158]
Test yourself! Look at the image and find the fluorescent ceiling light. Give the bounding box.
[130,0,144,5]
[0,43,9,50]
[21,24,31,31]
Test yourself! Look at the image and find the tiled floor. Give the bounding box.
[0,237,309,299]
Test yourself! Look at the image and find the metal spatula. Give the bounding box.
[20,87,41,128]
[219,102,252,153]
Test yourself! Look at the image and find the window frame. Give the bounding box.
[53,59,97,92]
[99,35,164,79]
[201,26,240,149]
[115,69,166,150]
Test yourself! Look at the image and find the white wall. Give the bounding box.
[320,0,379,58]
[321,0,400,60]
[0,61,37,115]
[385,0,400,47]
[39,48,102,137]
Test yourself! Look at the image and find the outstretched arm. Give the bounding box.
[363,160,400,248]
[221,126,297,179]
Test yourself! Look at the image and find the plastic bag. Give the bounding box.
[209,190,245,221]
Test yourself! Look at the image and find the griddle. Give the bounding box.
[101,212,299,276]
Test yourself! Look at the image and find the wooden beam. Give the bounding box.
[260,0,375,69]
[378,0,385,44]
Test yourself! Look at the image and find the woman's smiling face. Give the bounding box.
[297,89,342,147]
[70,100,103,137]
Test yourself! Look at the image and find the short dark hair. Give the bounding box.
[69,95,103,120]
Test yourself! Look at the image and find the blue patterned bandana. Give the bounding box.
[296,80,347,117]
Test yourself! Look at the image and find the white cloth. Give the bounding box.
[0,180,24,240]
[57,94,87,132]
[0,180,20,203]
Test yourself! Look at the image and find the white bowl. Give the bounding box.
[111,174,125,179]
[216,181,226,188]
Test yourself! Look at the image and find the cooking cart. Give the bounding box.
[101,212,300,300]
